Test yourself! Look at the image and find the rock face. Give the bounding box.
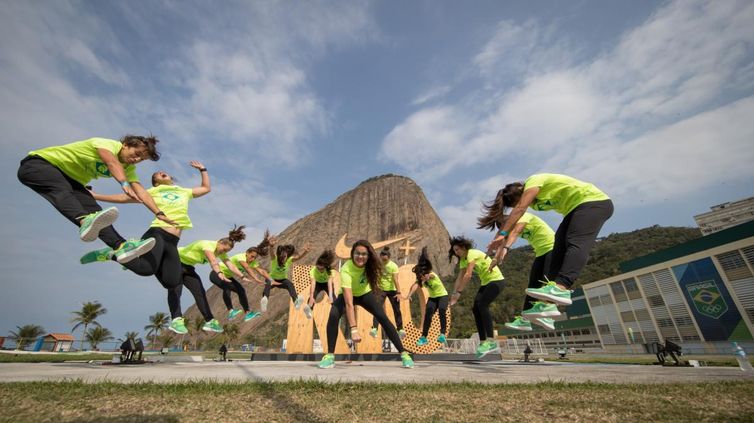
[186,174,453,343]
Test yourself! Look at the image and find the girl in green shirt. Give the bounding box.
[406,247,449,346]
[303,250,336,319]
[318,240,414,369]
[484,173,613,307]
[369,247,405,340]
[261,238,310,312]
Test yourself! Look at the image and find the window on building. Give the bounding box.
[648,295,665,307]
[716,250,753,281]
[657,318,674,328]
[598,324,611,335]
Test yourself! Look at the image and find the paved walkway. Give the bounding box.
[2,360,752,384]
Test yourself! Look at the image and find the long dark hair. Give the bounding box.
[412,247,432,287]
[219,225,246,248]
[315,250,335,275]
[247,229,273,257]
[478,182,524,231]
[351,240,382,291]
[448,236,474,263]
[121,134,160,161]
[276,244,295,266]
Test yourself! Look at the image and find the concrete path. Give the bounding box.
[1,360,753,384]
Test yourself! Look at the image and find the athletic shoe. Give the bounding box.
[243,311,261,322]
[526,281,572,306]
[401,352,414,368]
[79,207,119,242]
[533,317,556,331]
[476,340,501,359]
[398,329,406,339]
[504,316,533,331]
[80,247,114,264]
[318,353,335,369]
[260,296,268,312]
[416,336,428,346]
[294,296,304,310]
[168,317,188,335]
[522,301,561,318]
[437,334,447,343]
[112,238,156,264]
[369,327,378,338]
[303,305,313,319]
[227,309,242,320]
[202,319,223,333]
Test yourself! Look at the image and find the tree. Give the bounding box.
[9,324,45,350]
[222,323,240,349]
[85,327,113,350]
[156,331,175,349]
[191,317,205,351]
[144,312,169,349]
[119,331,139,342]
[71,301,107,350]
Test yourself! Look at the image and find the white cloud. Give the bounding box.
[411,85,452,106]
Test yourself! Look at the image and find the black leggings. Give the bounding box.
[326,292,405,354]
[309,283,329,310]
[17,156,126,248]
[547,199,613,288]
[371,290,404,330]
[209,271,250,312]
[172,264,214,322]
[473,280,502,341]
[522,251,552,311]
[121,227,183,319]
[423,295,449,337]
[263,278,297,300]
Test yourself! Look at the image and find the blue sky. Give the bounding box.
[1,0,753,342]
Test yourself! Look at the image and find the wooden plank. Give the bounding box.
[284,265,314,353]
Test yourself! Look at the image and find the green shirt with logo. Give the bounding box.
[178,240,227,267]
[219,252,258,278]
[458,249,504,286]
[523,173,609,216]
[148,185,194,229]
[378,260,400,291]
[516,212,555,257]
[270,256,294,280]
[310,267,331,284]
[424,273,448,298]
[339,259,370,297]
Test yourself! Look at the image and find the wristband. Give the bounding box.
[498,230,509,236]
[454,291,462,296]
[155,211,165,217]
[502,246,510,251]
[199,168,207,172]
[120,181,130,188]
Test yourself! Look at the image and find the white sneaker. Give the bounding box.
[260,296,268,313]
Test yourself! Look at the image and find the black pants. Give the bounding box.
[473,280,502,341]
[264,278,297,300]
[17,156,126,248]
[547,199,614,288]
[326,292,405,354]
[209,271,250,312]
[522,251,553,311]
[309,283,329,310]
[172,264,214,322]
[121,227,183,319]
[423,295,449,337]
[371,290,403,331]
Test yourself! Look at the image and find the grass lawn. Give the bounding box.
[1,380,753,422]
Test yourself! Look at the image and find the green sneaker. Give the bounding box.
[533,317,556,331]
[80,247,114,264]
[294,295,304,310]
[227,309,242,320]
[522,301,561,318]
[243,311,261,322]
[169,317,188,335]
[202,319,223,333]
[505,316,533,331]
[416,336,428,346]
[369,327,378,338]
[476,340,501,359]
[318,353,335,369]
[398,329,406,339]
[401,351,414,368]
[525,281,572,306]
[437,334,447,343]
[112,238,156,264]
[79,207,119,242]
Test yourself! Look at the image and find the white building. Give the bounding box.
[694,197,754,236]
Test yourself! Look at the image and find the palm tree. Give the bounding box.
[119,331,139,342]
[156,331,175,349]
[192,316,205,351]
[144,312,169,349]
[85,327,113,351]
[9,324,45,350]
[71,301,107,350]
[223,323,240,350]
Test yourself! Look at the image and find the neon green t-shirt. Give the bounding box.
[423,273,448,298]
[148,185,194,229]
[516,212,555,257]
[523,173,609,216]
[339,259,371,297]
[29,138,139,187]
[458,249,504,286]
[270,256,294,280]
[309,267,331,284]
[219,253,258,278]
[178,240,227,267]
[378,260,400,291]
